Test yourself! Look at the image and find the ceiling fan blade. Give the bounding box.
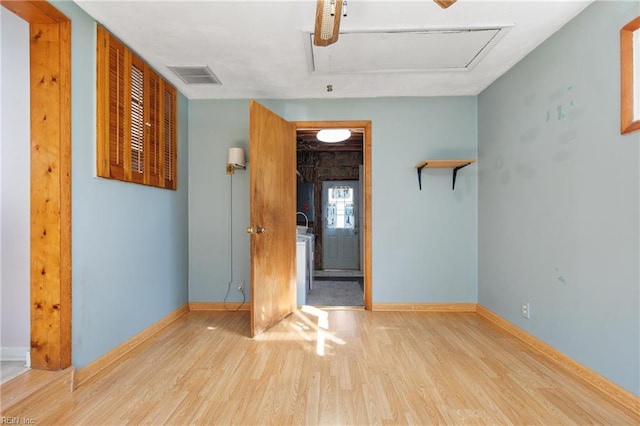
[314,0,343,47]
[434,0,457,9]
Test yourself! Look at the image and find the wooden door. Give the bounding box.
[249,100,296,337]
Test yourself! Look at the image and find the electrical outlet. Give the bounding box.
[236,280,245,292]
[521,301,530,319]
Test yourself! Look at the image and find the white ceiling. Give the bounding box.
[74,0,593,100]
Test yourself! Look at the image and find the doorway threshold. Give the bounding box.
[314,269,364,278]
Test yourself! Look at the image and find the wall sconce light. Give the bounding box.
[226,147,246,174]
[225,146,246,311]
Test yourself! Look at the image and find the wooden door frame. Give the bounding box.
[1,0,72,370]
[294,121,372,310]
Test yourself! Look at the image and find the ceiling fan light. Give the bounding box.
[434,0,457,9]
[317,128,351,143]
[314,0,343,47]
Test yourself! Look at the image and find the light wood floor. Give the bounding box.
[2,310,638,425]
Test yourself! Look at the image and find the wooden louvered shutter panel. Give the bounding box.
[108,37,127,180]
[130,55,145,184]
[163,84,177,189]
[97,25,177,190]
[146,68,162,187]
[97,26,127,180]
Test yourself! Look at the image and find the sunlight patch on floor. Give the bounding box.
[294,306,346,356]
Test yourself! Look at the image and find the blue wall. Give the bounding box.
[478,0,639,396]
[45,0,638,397]
[189,98,477,304]
[188,100,250,303]
[53,1,189,368]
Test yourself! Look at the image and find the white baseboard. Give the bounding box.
[1,347,29,365]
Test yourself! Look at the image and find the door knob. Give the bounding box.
[246,226,265,234]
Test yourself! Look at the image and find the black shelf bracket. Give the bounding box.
[417,161,473,191]
[452,163,472,190]
[417,163,427,190]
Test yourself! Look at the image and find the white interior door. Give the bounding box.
[322,180,359,270]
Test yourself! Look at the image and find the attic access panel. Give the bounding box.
[310,28,508,73]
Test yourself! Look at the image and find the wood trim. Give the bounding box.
[621,17,640,134]
[477,305,640,416]
[96,25,110,177]
[58,18,72,369]
[294,120,372,310]
[2,0,72,371]
[372,303,478,312]
[75,304,190,387]
[362,123,372,311]
[189,302,251,311]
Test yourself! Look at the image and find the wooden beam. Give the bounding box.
[1,0,68,23]
[3,0,72,371]
[29,20,68,370]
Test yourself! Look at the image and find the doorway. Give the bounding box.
[294,121,371,309]
[1,6,30,383]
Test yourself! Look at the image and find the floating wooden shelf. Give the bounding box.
[415,159,476,190]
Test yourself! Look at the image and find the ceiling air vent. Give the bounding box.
[168,65,221,85]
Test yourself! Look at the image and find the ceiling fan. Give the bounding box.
[314,0,458,47]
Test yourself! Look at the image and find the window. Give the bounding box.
[326,185,355,229]
[96,25,177,189]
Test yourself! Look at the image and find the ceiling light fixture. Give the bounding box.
[317,128,351,143]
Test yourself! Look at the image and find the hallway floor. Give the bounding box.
[306,279,364,307]
[1,361,28,384]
